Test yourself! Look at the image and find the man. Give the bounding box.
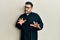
[15,1,44,40]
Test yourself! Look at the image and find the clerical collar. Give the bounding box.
[27,13,29,16]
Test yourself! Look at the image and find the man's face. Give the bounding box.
[24,4,32,13]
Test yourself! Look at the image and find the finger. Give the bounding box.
[33,21,36,24]
[30,24,34,26]
[24,20,26,22]
[18,18,21,20]
[18,18,21,21]
[17,22,20,24]
[21,18,23,20]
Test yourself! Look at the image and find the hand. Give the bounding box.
[17,18,26,25]
[30,21,40,28]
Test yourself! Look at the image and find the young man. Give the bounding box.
[15,1,44,40]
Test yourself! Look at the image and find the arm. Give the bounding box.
[15,19,22,30]
[15,15,23,30]
[36,14,44,31]
[30,13,44,31]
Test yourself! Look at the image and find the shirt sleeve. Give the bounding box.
[34,13,44,31]
[15,14,23,30]
[37,14,44,31]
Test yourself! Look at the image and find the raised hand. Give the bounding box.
[30,21,40,28]
[17,18,26,25]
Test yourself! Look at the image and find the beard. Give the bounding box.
[24,10,31,14]
[25,11,29,14]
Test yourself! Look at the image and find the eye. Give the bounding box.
[24,6,31,8]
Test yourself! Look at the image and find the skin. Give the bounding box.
[24,4,32,14]
[17,4,40,29]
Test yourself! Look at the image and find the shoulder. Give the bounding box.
[19,13,25,18]
[20,13,26,16]
[31,12,40,16]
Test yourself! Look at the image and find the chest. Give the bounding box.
[24,14,37,24]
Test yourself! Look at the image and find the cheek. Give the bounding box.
[25,8,28,10]
[28,9,31,11]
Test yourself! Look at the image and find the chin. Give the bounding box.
[25,12,29,14]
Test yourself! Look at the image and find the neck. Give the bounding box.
[25,11,32,16]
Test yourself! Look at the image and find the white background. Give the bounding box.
[0,0,60,40]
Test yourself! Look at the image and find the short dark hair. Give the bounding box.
[25,1,33,8]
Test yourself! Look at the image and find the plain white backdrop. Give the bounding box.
[0,0,60,40]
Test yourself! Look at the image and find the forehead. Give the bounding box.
[25,4,31,7]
